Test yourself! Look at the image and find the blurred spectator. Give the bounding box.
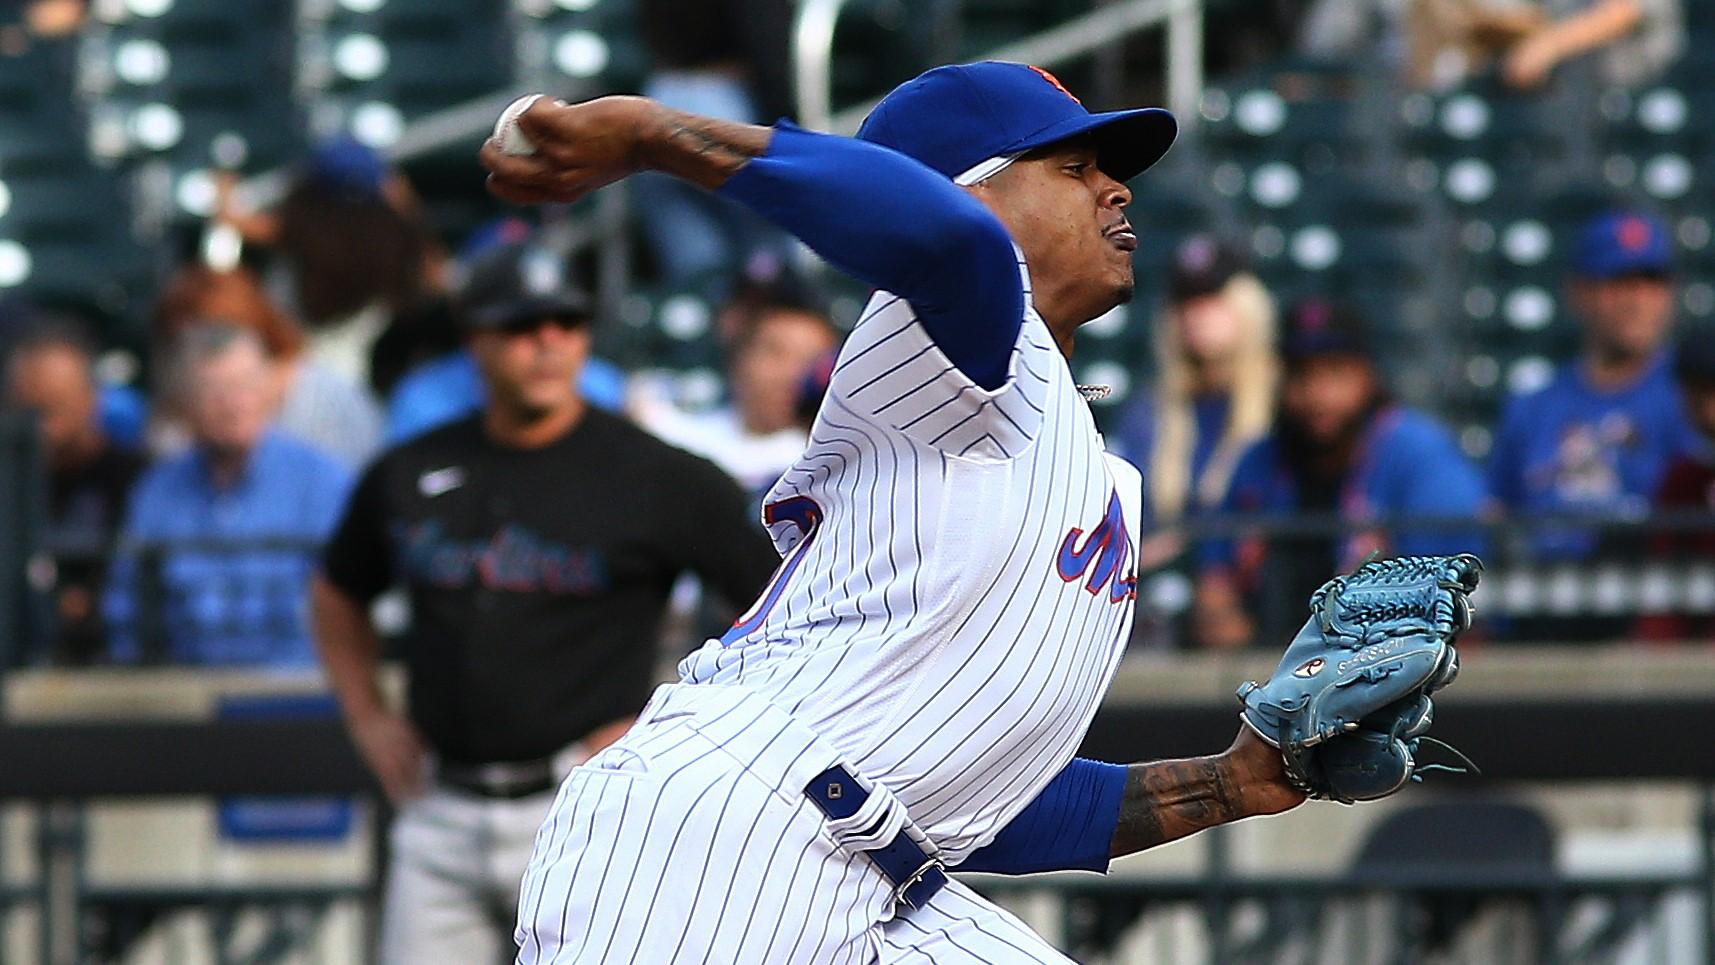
[216,138,444,388]
[312,239,777,964]
[1502,0,1683,89]
[383,233,627,443]
[155,263,384,467]
[1114,236,1279,535]
[1304,0,1681,91]
[1402,0,1547,88]
[1489,209,1696,560]
[1194,299,1487,649]
[3,320,142,664]
[633,0,795,292]
[1635,332,1715,642]
[637,286,837,494]
[794,348,837,430]
[0,0,85,54]
[105,325,352,665]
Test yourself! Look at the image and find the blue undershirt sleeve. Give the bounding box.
[717,122,1024,390]
[956,758,1127,875]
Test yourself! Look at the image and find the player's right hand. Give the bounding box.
[350,707,428,804]
[481,95,659,206]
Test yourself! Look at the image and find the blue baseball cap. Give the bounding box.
[306,136,387,200]
[857,62,1177,184]
[1574,210,1673,279]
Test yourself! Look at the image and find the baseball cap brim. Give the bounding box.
[1006,107,1178,183]
[466,293,592,330]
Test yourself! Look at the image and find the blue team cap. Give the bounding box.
[1574,209,1673,279]
[306,136,387,200]
[857,62,1177,184]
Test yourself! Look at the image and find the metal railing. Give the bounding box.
[797,0,1207,135]
[2,682,1712,964]
[11,508,1715,670]
[1131,509,1715,651]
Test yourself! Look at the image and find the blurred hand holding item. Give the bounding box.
[1407,0,1547,89]
[1502,0,1649,89]
[1401,0,1678,91]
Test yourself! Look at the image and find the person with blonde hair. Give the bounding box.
[1116,235,1279,544]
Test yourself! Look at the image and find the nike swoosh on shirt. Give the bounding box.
[419,467,466,497]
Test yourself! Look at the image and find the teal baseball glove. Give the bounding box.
[1236,554,1483,804]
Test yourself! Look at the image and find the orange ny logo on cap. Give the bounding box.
[1029,66,1081,105]
[1617,215,1653,251]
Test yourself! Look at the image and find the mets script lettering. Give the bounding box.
[1056,490,1138,604]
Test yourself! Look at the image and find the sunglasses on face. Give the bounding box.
[495,316,587,337]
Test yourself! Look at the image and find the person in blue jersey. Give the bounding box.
[1195,298,1487,649]
[1489,208,1696,563]
[105,324,353,666]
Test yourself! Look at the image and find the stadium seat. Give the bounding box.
[1202,87,1364,173]
[516,0,649,94]
[1400,82,1583,193]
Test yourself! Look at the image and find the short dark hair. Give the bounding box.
[2,315,99,399]
[723,276,835,358]
[6,313,98,362]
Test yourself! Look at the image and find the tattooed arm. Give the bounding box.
[1109,727,1304,858]
[480,95,1023,387]
[960,727,1303,876]
[479,97,767,202]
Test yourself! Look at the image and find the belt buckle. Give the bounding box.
[892,855,946,910]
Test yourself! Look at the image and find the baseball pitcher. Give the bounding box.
[481,61,1480,964]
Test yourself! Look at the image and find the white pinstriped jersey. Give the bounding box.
[679,254,1140,865]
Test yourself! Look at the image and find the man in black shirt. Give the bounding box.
[311,240,779,965]
[4,319,143,664]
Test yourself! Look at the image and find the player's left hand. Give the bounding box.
[1221,726,1307,816]
[481,95,662,206]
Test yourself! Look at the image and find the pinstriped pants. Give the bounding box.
[513,685,1072,964]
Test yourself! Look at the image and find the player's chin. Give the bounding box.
[1107,264,1136,305]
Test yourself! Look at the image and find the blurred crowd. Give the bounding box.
[0,0,1711,676]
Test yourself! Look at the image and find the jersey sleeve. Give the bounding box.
[320,457,396,603]
[719,122,1024,391]
[957,758,1126,875]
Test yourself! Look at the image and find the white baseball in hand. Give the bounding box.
[493,94,545,156]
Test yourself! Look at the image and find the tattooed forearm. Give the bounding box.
[642,110,772,190]
[1109,755,1240,858]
